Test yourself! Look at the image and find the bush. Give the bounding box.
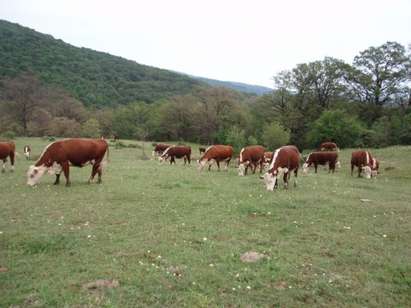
[261,122,290,150]
[306,110,364,148]
[225,126,246,152]
[0,131,16,140]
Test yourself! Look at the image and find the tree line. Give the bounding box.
[0,41,410,151]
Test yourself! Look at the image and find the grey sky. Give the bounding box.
[1,0,410,88]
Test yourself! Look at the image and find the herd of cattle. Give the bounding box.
[0,139,379,189]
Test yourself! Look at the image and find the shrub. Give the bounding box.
[306,110,364,148]
[0,131,16,140]
[261,122,290,150]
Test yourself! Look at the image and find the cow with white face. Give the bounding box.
[27,138,109,186]
[23,145,31,160]
[262,145,300,191]
[238,145,265,176]
[198,145,233,171]
[351,150,379,179]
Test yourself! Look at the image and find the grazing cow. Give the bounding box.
[23,145,31,160]
[351,150,379,179]
[303,151,340,174]
[0,141,15,173]
[152,143,172,159]
[262,146,300,191]
[319,142,339,151]
[198,145,233,171]
[26,138,109,186]
[199,147,206,154]
[160,146,191,165]
[238,145,266,176]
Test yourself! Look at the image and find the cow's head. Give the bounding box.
[159,154,168,163]
[263,172,276,191]
[197,158,208,171]
[26,165,48,186]
[361,166,372,179]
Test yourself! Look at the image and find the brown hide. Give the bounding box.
[351,150,378,177]
[264,151,273,163]
[199,145,233,170]
[153,143,171,154]
[319,142,338,151]
[34,138,108,185]
[268,146,300,176]
[161,146,191,164]
[0,142,15,170]
[239,145,265,175]
[306,151,338,173]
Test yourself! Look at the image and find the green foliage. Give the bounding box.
[0,130,16,140]
[261,122,290,150]
[225,126,246,152]
[307,110,364,148]
[0,20,203,107]
[81,118,101,138]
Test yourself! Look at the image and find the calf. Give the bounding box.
[24,145,31,160]
[263,146,300,190]
[198,145,233,171]
[238,145,266,176]
[160,146,191,165]
[303,151,339,174]
[0,141,15,173]
[351,150,379,179]
[319,142,339,151]
[27,138,109,186]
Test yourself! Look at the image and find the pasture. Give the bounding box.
[1,138,410,307]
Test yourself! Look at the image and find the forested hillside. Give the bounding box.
[193,76,272,95]
[0,20,204,106]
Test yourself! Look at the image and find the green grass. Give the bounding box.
[1,138,410,307]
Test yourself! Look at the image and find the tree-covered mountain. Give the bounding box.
[192,76,273,95]
[0,19,206,107]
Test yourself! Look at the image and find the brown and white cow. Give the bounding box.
[0,141,15,173]
[198,145,233,171]
[152,143,172,159]
[160,146,191,165]
[23,145,31,160]
[262,146,300,191]
[303,151,340,174]
[26,138,109,186]
[351,150,379,179]
[238,145,266,176]
[319,142,339,152]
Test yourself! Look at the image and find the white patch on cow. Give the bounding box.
[197,158,208,170]
[268,148,281,171]
[371,158,377,170]
[26,165,48,186]
[238,163,246,176]
[239,148,245,163]
[336,161,341,169]
[302,163,309,174]
[365,151,370,165]
[263,172,276,191]
[2,161,6,171]
[48,162,62,175]
[362,166,372,179]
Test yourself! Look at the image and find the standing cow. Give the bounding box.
[152,143,172,159]
[351,150,379,179]
[23,145,31,160]
[319,142,339,151]
[262,145,300,191]
[160,146,191,165]
[0,141,15,173]
[198,145,233,171]
[238,145,265,176]
[26,138,109,186]
[303,151,340,174]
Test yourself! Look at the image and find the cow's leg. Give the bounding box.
[187,154,191,165]
[88,163,98,184]
[9,153,15,172]
[1,159,6,173]
[358,165,362,178]
[259,160,263,173]
[61,162,71,186]
[351,163,354,176]
[224,158,231,171]
[283,173,289,189]
[96,162,103,184]
[216,160,221,171]
[294,168,298,187]
[314,163,318,173]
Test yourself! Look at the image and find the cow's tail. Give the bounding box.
[101,144,110,170]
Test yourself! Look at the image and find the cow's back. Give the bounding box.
[0,142,15,159]
[269,146,300,173]
[240,145,265,163]
[202,145,233,161]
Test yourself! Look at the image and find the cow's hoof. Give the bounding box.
[65,183,71,187]
[53,182,59,185]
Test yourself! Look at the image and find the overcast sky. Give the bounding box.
[1,0,410,88]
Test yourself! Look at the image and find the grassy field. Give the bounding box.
[1,137,410,307]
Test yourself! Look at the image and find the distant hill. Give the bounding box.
[193,76,272,96]
[0,20,205,107]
